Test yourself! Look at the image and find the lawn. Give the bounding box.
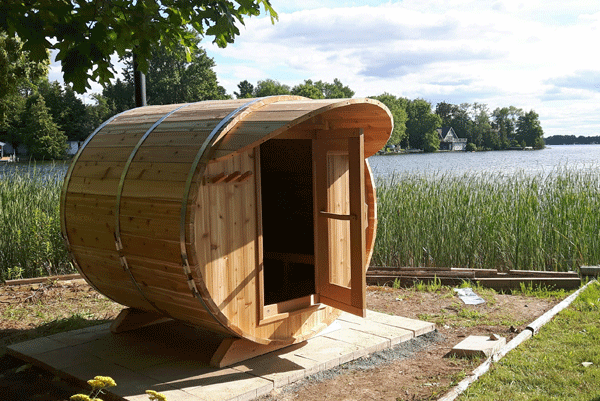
[459,280,600,401]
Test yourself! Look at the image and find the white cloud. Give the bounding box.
[206,1,600,136]
[42,1,598,136]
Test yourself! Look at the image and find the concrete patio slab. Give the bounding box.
[7,310,435,401]
[365,311,436,336]
[337,314,414,346]
[449,335,506,358]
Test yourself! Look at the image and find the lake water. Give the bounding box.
[1,144,599,180]
[369,144,600,179]
[0,160,70,180]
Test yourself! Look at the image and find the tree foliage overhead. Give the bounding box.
[122,35,229,105]
[99,35,228,114]
[0,0,277,93]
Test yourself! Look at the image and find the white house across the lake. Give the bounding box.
[437,127,467,151]
[0,141,82,160]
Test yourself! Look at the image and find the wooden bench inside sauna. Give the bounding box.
[61,96,392,367]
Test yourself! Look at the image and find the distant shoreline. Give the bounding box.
[544,135,600,145]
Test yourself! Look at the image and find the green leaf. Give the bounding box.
[1,0,278,93]
[184,46,192,63]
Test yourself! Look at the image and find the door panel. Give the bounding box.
[314,132,366,317]
[327,152,351,288]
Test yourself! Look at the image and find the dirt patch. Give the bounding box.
[0,279,123,349]
[0,281,562,401]
[260,285,561,401]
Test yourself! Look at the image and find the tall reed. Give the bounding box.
[0,164,72,280]
[372,167,600,272]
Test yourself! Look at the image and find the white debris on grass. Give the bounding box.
[454,288,486,305]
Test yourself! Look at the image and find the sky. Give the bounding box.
[48,0,600,137]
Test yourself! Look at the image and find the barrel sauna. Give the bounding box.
[61,96,392,354]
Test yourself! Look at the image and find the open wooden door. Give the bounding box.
[314,130,366,317]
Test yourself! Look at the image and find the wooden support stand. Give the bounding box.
[110,308,172,334]
[210,337,298,368]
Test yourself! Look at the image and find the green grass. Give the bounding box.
[373,168,600,272]
[510,281,570,299]
[414,276,444,292]
[459,280,600,400]
[0,163,73,280]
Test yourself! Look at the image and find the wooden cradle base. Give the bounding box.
[110,308,296,368]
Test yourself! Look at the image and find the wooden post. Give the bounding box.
[133,52,147,107]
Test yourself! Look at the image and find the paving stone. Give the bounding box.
[291,336,361,369]
[323,326,391,356]
[365,310,436,336]
[34,346,103,371]
[232,343,317,387]
[125,388,200,401]
[337,315,414,345]
[47,323,112,346]
[449,335,506,358]
[172,367,273,401]
[62,358,166,399]
[138,360,217,385]
[8,336,66,356]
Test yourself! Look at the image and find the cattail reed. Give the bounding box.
[0,164,72,280]
[372,167,600,272]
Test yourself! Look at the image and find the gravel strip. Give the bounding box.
[259,330,445,399]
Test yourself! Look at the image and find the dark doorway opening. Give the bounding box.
[260,139,315,305]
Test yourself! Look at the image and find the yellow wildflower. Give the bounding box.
[70,395,92,401]
[87,379,105,389]
[94,376,117,387]
[146,389,168,401]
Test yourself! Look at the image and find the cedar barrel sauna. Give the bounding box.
[61,96,392,365]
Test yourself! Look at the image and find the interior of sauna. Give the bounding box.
[260,139,316,305]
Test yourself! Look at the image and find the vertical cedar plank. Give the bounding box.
[348,132,366,314]
[327,152,350,287]
[241,150,258,333]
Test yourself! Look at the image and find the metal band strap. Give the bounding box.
[179,98,266,331]
[114,103,195,314]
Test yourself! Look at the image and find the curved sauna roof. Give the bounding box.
[206,96,393,160]
[61,96,393,345]
[82,95,393,163]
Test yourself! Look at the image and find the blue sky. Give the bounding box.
[49,0,600,137]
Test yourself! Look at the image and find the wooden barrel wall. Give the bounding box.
[61,96,392,344]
